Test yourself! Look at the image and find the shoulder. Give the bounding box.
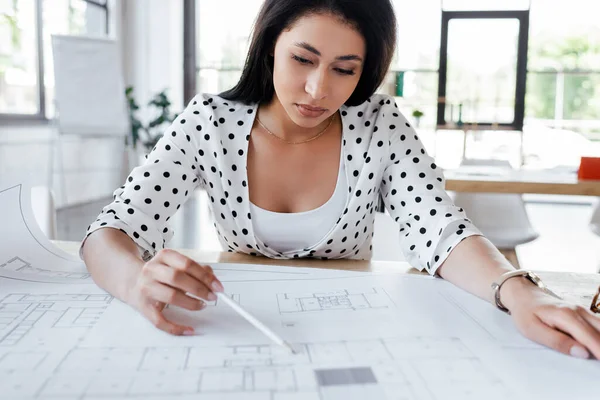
[175,93,257,138]
[343,93,399,116]
[182,93,255,119]
[341,94,406,128]
[340,93,409,143]
[188,93,252,111]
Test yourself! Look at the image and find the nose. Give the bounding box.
[305,68,328,100]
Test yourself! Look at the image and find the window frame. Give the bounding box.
[436,10,530,131]
[0,0,109,124]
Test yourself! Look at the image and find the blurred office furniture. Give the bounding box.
[589,200,600,237]
[445,166,600,196]
[588,199,600,273]
[372,211,405,262]
[452,159,539,268]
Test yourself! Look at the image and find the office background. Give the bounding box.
[1,0,599,272]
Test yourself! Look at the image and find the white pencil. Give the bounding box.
[215,292,296,354]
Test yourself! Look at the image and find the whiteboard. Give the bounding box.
[51,35,129,137]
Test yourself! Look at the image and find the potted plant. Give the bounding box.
[412,109,424,127]
[125,87,178,166]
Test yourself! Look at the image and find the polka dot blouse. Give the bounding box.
[80,93,481,275]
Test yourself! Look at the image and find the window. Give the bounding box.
[0,0,109,122]
[437,10,529,130]
[389,0,441,129]
[192,0,600,135]
[195,0,263,95]
[526,0,600,131]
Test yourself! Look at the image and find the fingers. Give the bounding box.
[147,261,216,301]
[538,306,600,359]
[141,302,195,336]
[521,314,590,359]
[135,250,225,336]
[141,280,205,312]
[155,249,224,293]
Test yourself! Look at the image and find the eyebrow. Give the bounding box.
[294,41,363,62]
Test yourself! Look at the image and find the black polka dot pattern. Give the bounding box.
[377,99,481,273]
[80,93,480,274]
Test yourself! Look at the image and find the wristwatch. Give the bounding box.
[491,270,562,315]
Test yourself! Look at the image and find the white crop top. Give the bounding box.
[249,155,348,254]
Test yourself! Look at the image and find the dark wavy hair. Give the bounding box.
[220,0,397,107]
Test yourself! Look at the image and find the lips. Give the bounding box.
[295,103,327,118]
[298,104,326,112]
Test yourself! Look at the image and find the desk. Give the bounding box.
[444,167,600,196]
[57,240,599,307]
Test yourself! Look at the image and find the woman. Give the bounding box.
[81,0,600,359]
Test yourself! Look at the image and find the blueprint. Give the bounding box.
[1,182,599,400]
[2,273,599,400]
[0,275,515,400]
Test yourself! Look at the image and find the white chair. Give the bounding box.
[30,186,58,240]
[372,211,405,261]
[589,199,600,237]
[452,159,539,268]
[589,200,600,272]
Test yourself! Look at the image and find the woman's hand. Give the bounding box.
[126,249,225,336]
[506,281,600,359]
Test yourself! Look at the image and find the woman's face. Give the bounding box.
[271,13,366,128]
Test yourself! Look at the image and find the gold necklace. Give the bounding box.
[256,112,335,145]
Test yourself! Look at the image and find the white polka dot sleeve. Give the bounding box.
[79,96,205,259]
[378,102,482,275]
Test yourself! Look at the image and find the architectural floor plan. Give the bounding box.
[0,336,512,399]
[276,287,392,313]
[0,257,91,283]
[1,272,598,400]
[0,293,111,347]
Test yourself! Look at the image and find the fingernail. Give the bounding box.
[211,281,224,292]
[570,345,590,359]
[207,292,217,301]
[182,329,195,336]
